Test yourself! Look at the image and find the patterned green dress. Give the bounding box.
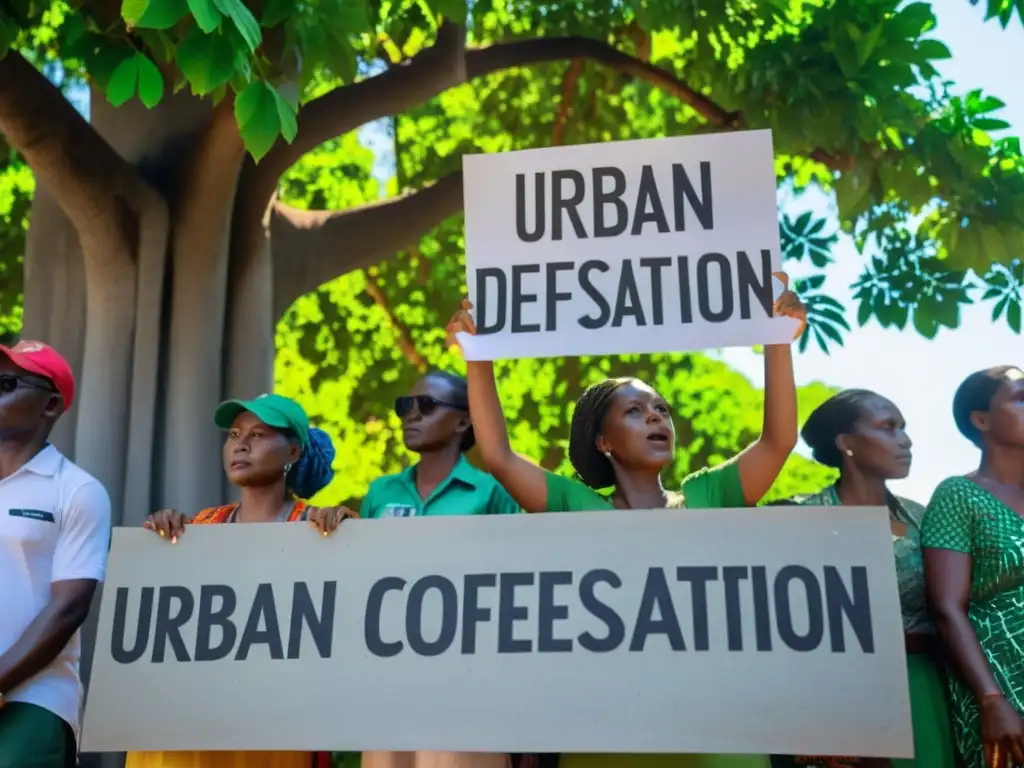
[921,476,1024,768]
[771,486,956,768]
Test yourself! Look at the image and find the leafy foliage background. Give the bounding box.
[3,0,1023,510]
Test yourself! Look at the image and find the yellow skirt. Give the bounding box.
[125,751,313,768]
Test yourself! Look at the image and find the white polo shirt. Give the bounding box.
[0,444,111,732]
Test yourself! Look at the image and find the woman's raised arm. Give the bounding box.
[733,275,804,505]
[448,302,550,512]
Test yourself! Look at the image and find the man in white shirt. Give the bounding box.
[0,341,111,768]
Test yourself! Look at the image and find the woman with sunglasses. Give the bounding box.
[360,370,520,520]
[360,371,518,768]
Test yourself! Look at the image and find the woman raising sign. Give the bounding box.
[444,275,806,768]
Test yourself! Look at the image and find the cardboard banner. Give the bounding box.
[459,130,798,361]
[82,506,912,758]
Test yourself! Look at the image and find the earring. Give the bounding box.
[283,462,293,473]
[604,451,612,459]
[845,449,853,457]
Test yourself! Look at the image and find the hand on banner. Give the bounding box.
[144,509,187,543]
[306,505,358,536]
[771,272,807,342]
[445,298,477,353]
[982,693,1024,767]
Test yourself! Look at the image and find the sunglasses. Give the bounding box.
[0,373,56,396]
[395,395,467,418]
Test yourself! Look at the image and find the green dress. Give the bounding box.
[775,486,956,768]
[544,460,769,768]
[921,476,1024,768]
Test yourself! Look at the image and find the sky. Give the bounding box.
[718,2,1024,504]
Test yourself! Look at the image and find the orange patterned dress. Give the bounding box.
[124,501,331,768]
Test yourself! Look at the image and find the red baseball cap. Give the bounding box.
[0,341,75,410]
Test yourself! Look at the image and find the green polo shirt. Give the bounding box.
[545,459,746,512]
[360,456,521,518]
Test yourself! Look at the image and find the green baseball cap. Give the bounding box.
[213,393,310,447]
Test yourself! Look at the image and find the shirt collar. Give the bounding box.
[401,455,479,491]
[19,443,62,477]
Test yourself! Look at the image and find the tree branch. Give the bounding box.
[257,27,854,311]
[245,26,851,229]
[0,52,158,249]
[552,59,583,147]
[364,281,429,372]
[270,170,464,317]
[241,22,466,212]
[465,36,741,130]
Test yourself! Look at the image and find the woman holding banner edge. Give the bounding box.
[773,389,956,768]
[443,273,806,768]
[127,393,350,768]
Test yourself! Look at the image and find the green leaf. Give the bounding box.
[835,165,873,222]
[893,2,935,34]
[262,0,290,26]
[122,0,150,25]
[133,0,189,29]
[187,0,221,33]
[235,82,281,161]
[916,39,952,61]
[0,14,17,58]
[856,300,872,327]
[213,0,262,51]
[974,118,1010,131]
[1010,301,1022,334]
[272,86,298,143]
[176,29,235,94]
[980,226,1009,265]
[856,24,884,66]
[912,307,939,338]
[432,0,467,22]
[136,54,165,108]
[106,55,140,107]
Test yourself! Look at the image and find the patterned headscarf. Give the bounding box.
[287,427,336,499]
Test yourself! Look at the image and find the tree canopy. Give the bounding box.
[0,0,1020,512]
[1,0,1021,343]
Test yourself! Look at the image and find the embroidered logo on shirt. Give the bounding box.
[9,508,56,522]
[381,505,416,518]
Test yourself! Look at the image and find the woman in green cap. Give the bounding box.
[444,278,806,768]
[145,393,349,536]
[129,393,348,768]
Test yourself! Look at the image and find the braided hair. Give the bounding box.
[424,370,476,452]
[568,378,634,489]
[953,366,1022,448]
[800,389,879,468]
[287,427,336,500]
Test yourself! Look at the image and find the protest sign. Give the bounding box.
[82,506,912,758]
[458,130,797,361]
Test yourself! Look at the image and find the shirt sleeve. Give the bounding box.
[52,479,112,583]
[490,485,522,514]
[921,478,975,554]
[544,471,611,512]
[681,460,746,509]
[359,481,381,520]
